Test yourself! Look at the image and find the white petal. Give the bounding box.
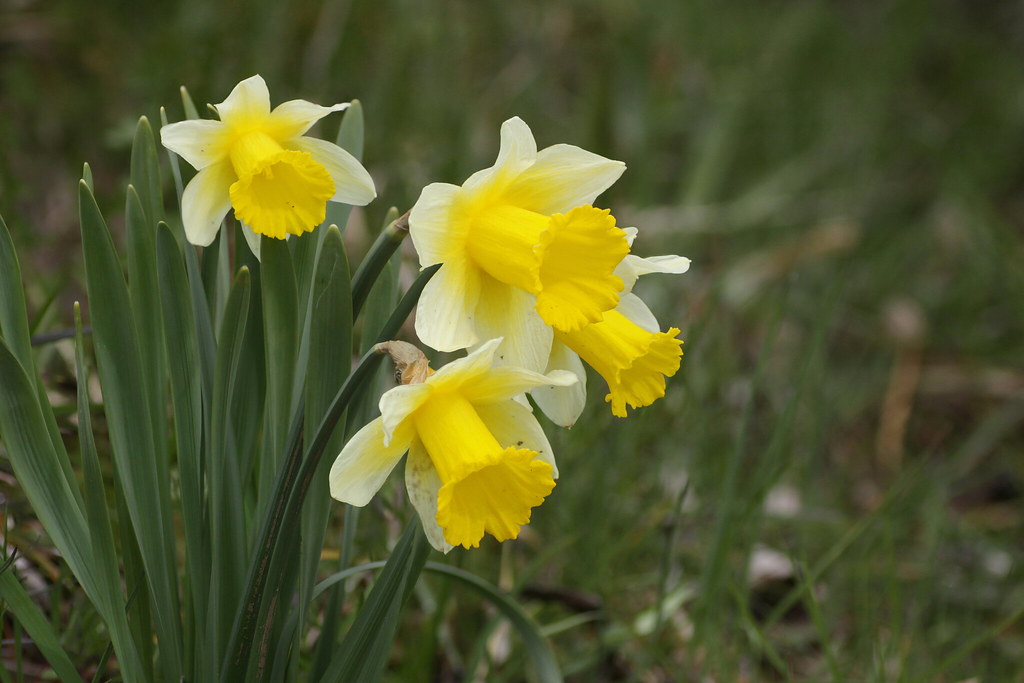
[215,74,271,123]
[409,182,463,267]
[269,99,349,138]
[616,253,692,293]
[473,277,552,373]
[240,223,262,260]
[414,258,481,353]
[405,441,453,554]
[530,340,588,428]
[622,227,639,246]
[476,400,559,477]
[504,143,625,215]
[160,119,228,170]
[617,292,660,333]
[461,366,576,406]
[463,116,538,195]
[329,417,412,506]
[290,137,376,206]
[378,383,432,444]
[180,161,235,246]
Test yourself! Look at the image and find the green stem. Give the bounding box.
[350,210,409,319]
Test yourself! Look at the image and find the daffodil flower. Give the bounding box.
[409,117,629,373]
[160,75,375,255]
[531,229,690,424]
[329,339,576,552]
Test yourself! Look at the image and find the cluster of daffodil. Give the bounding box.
[162,76,690,554]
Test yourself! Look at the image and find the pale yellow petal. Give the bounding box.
[329,417,412,506]
[473,277,552,373]
[289,137,376,206]
[404,440,453,554]
[504,143,625,215]
[616,292,660,333]
[414,258,482,353]
[530,340,588,428]
[215,74,272,125]
[463,116,538,195]
[268,99,349,139]
[160,119,228,170]
[425,338,503,394]
[461,365,576,406]
[409,182,463,266]
[616,253,692,294]
[180,161,235,246]
[378,383,432,445]
[239,222,262,260]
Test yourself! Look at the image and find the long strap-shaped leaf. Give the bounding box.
[220,264,439,682]
[320,521,431,683]
[79,180,183,681]
[312,562,564,682]
[155,224,209,677]
[0,565,84,683]
[0,213,82,506]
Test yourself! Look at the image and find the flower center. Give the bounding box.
[465,203,629,332]
[227,131,335,240]
[413,390,555,548]
[555,310,683,417]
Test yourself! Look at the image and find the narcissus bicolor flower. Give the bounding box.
[329,339,576,552]
[409,117,629,373]
[531,229,690,423]
[161,75,375,254]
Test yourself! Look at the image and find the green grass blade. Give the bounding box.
[0,565,84,683]
[78,180,183,681]
[321,521,431,683]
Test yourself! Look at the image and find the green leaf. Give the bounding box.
[321,521,431,683]
[322,101,363,232]
[0,212,33,368]
[290,226,355,669]
[221,264,439,682]
[0,564,84,683]
[181,85,200,120]
[422,564,563,683]
[337,100,364,161]
[207,265,252,668]
[125,185,170,527]
[0,212,81,503]
[258,236,300,497]
[129,116,164,227]
[351,209,408,320]
[156,224,210,667]
[78,180,183,681]
[312,560,564,682]
[73,303,140,681]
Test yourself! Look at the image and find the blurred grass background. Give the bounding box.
[2,0,1024,680]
